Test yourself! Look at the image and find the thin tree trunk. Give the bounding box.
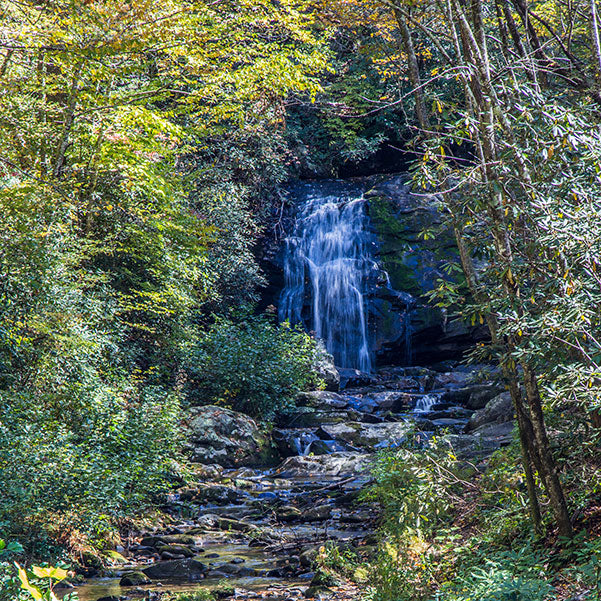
[393,8,430,132]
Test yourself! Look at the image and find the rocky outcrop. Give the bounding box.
[466,392,513,432]
[182,405,271,467]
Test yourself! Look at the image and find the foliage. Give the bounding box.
[165,590,215,601]
[0,0,330,554]
[186,313,322,420]
[0,541,76,601]
[363,439,467,538]
[0,386,181,547]
[435,557,554,601]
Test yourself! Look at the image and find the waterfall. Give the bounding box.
[278,187,377,372]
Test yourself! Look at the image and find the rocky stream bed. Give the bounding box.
[74,363,515,601]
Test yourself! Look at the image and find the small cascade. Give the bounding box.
[413,393,438,414]
[279,188,378,372]
[290,431,320,456]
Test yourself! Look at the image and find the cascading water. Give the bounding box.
[278,187,377,372]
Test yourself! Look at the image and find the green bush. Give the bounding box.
[0,385,181,547]
[437,558,554,601]
[186,312,321,420]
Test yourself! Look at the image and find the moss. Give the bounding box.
[368,195,422,294]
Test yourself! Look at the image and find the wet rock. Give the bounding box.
[369,390,412,410]
[313,344,340,392]
[428,406,472,420]
[303,504,332,521]
[430,418,467,431]
[189,514,258,533]
[338,368,377,389]
[211,563,257,576]
[296,391,348,410]
[119,571,150,586]
[278,407,360,428]
[309,439,350,454]
[340,509,374,524]
[257,491,278,501]
[140,534,196,547]
[317,421,412,450]
[275,453,372,477]
[277,505,302,521]
[466,392,513,432]
[142,557,208,580]
[98,597,120,601]
[182,405,270,467]
[157,544,194,558]
[272,428,319,456]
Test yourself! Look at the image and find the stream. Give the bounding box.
[72,362,509,601]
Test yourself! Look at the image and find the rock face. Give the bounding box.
[183,405,270,467]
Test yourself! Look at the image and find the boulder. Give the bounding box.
[140,534,196,547]
[277,505,302,521]
[275,453,372,478]
[178,483,244,505]
[466,384,506,410]
[466,392,513,432]
[182,405,269,467]
[191,515,258,533]
[317,421,412,450]
[303,504,333,522]
[296,391,348,410]
[119,571,150,586]
[338,368,377,389]
[361,391,412,411]
[441,434,501,459]
[277,407,360,428]
[142,557,207,581]
[472,421,514,440]
[313,345,340,392]
[442,420,514,459]
[157,544,194,558]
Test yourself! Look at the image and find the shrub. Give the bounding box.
[186,312,321,420]
[437,557,554,601]
[0,385,181,548]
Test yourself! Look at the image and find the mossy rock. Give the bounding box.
[304,585,333,598]
[119,570,151,586]
[311,568,339,587]
[141,533,196,547]
[158,543,195,557]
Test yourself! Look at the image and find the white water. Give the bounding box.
[279,190,377,372]
[413,394,438,413]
